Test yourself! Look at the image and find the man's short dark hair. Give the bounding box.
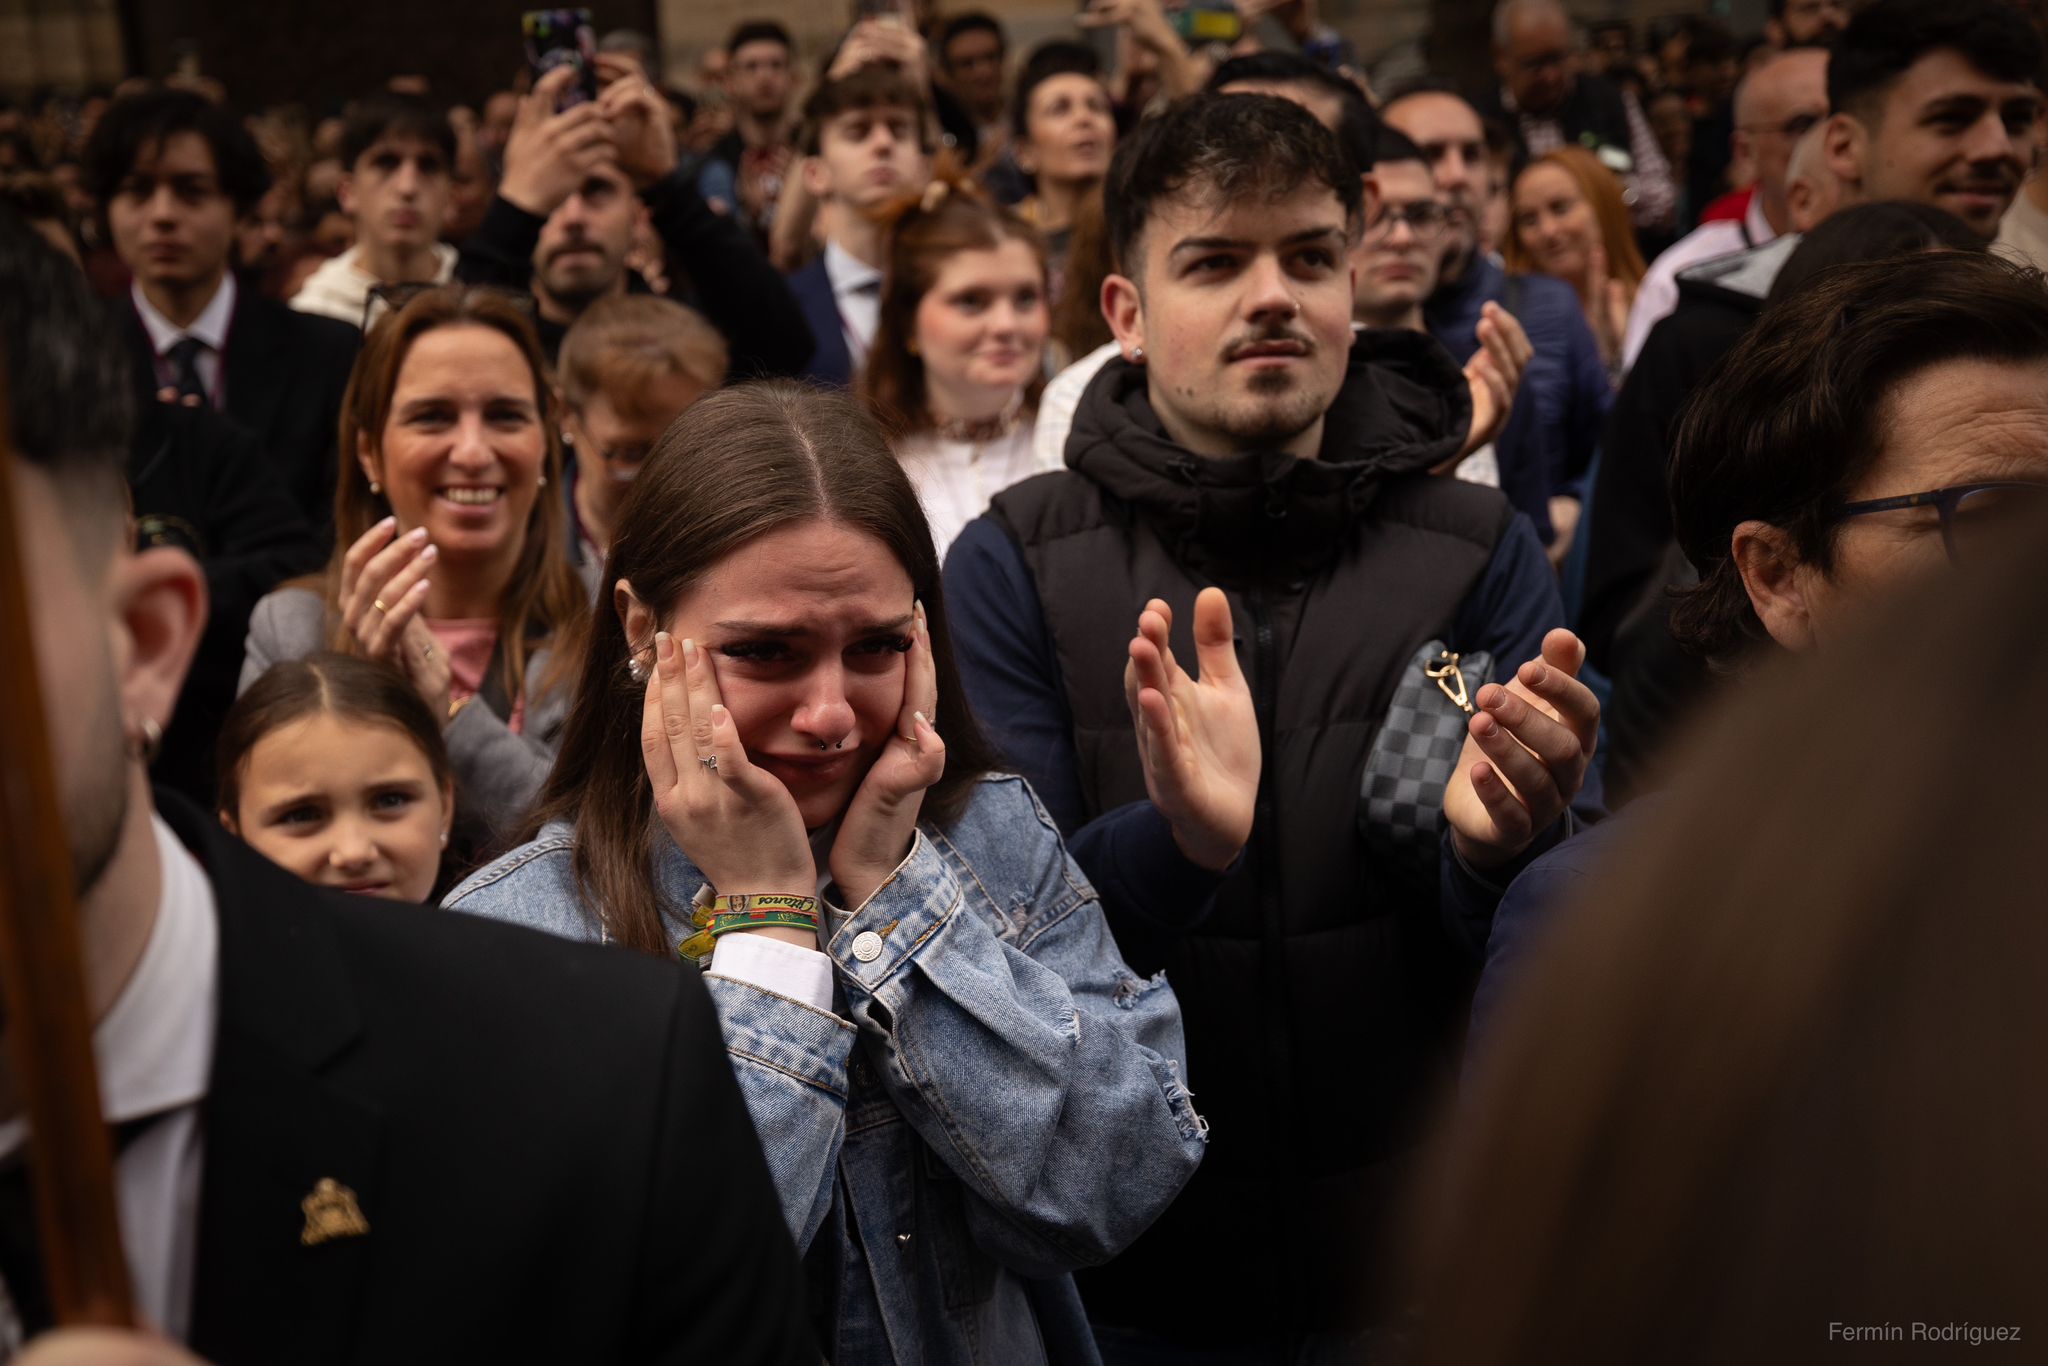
[1828,0,2043,123]
[1372,126,1429,170]
[82,86,271,216]
[1669,245,2046,662]
[1205,51,1387,176]
[939,12,1006,62]
[1104,91,1361,277]
[1012,40,1101,140]
[800,65,932,156]
[340,91,455,172]
[0,207,132,531]
[727,20,793,58]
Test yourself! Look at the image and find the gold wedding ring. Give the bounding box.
[372,598,391,614]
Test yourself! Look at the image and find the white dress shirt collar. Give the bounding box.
[822,240,883,362]
[0,815,217,1162]
[132,273,236,359]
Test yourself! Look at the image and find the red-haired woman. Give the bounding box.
[1507,146,1649,375]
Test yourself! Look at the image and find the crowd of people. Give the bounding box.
[3,0,2046,1359]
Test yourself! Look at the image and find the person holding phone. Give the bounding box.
[456,58,814,377]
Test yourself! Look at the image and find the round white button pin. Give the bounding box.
[851,930,884,963]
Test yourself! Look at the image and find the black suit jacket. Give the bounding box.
[131,403,321,805]
[152,796,815,1364]
[119,284,360,556]
[787,257,853,389]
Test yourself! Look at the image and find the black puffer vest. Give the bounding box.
[991,335,1517,1338]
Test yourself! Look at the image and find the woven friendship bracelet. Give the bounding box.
[710,910,821,938]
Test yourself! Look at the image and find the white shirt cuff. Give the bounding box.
[709,930,836,1011]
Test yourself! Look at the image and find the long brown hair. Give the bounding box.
[531,381,1003,956]
[322,284,584,705]
[859,179,1049,437]
[1504,145,1647,291]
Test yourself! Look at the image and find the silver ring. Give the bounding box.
[699,755,719,773]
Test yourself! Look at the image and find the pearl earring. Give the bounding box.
[1131,347,1144,363]
[369,480,383,495]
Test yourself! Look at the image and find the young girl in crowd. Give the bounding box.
[557,293,729,566]
[447,382,1207,1361]
[241,285,587,853]
[219,653,454,903]
[1507,145,1648,375]
[861,180,1055,560]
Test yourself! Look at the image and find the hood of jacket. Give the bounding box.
[1675,232,1800,314]
[1061,328,1472,581]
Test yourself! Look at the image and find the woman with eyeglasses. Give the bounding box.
[445,381,1212,1361]
[557,293,729,566]
[242,284,587,859]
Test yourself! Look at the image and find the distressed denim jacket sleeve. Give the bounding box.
[825,775,1208,1276]
[699,972,856,1252]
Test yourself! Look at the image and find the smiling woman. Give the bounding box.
[446,380,1210,1362]
[861,180,1058,559]
[240,284,589,861]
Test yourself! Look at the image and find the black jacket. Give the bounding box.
[456,165,814,378]
[1578,236,1796,796]
[1478,72,1634,165]
[132,401,322,805]
[984,337,1523,1339]
[117,286,359,556]
[151,796,815,1364]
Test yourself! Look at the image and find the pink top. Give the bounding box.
[428,618,525,736]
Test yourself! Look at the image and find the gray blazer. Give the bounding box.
[240,587,572,845]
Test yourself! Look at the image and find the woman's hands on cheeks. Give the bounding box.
[1125,588,1260,872]
[830,601,945,910]
[341,517,452,719]
[1443,627,1601,870]
[642,631,818,947]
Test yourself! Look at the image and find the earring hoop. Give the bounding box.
[133,716,162,764]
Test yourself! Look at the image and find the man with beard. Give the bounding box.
[1580,0,2043,727]
[944,93,1602,1359]
[457,63,811,375]
[0,207,811,1363]
[1386,83,1612,558]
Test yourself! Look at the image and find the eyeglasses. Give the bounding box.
[1826,480,2048,563]
[566,413,652,470]
[1738,111,1823,140]
[1366,201,1448,241]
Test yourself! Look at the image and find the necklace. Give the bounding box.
[930,393,1025,445]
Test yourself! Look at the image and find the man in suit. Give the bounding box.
[84,87,360,554]
[1481,0,1678,242]
[0,211,813,1364]
[787,64,934,388]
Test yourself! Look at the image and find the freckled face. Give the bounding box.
[663,520,916,829]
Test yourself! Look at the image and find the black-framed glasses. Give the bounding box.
[1366,201,1448,242]
[1826,481,2048,563]
[564,411,653,471]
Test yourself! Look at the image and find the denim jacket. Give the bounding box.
[445,773,1208,1363]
